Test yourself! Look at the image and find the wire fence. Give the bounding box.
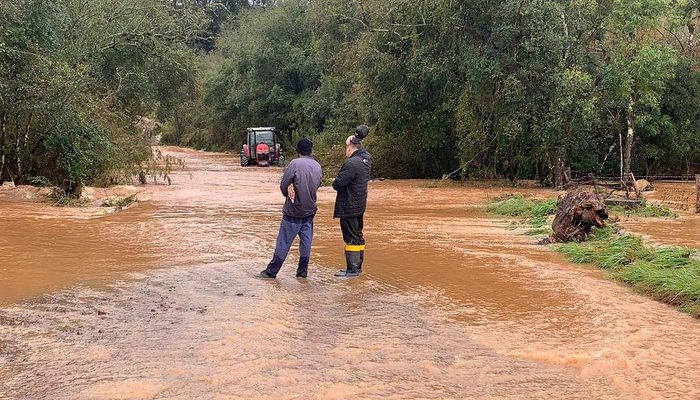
[570,174,697,182]
[567,173,700,213]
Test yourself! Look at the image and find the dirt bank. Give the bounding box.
[1,147,699,399]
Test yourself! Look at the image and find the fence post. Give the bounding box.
[696,174,700,213]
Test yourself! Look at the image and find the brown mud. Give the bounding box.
[0,147,699,399]
[617,182,700,248]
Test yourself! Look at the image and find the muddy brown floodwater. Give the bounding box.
[1,147,699,400]
[619,182,700,249]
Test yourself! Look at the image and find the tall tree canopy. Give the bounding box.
[0,0,210,194]
[3,0,699,188]
[171,0,699,182]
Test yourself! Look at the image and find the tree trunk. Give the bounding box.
[16,131,21,180]
[554,148,565,190]
[174,113,182,143]
[624,94,635,175]
[562,13,570,62]
[689,20,695,54]
[13,113,21,181]
[613,108,623,179]
[696,175,699,214]
[0,111,6,185]
[22,111,33,182]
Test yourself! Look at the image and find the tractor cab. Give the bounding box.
[240,127,284,167]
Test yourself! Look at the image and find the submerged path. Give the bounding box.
[0,147,698,399]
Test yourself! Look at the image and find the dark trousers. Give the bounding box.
[264,215,314,277]
[340,216,365,273]
[340,215,364,245]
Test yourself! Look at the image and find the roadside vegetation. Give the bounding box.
[101,194,137,209]
[0,0,206,197]
[160,0,699,184]
[3,1,700,194]
[488,195,558,235]
[607,203,678,219]
[488,195,700,317]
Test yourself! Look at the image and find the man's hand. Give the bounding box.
[287,184,296,202]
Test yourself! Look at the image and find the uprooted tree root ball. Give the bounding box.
[548,190,609,243]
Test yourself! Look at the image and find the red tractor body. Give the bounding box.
[240,127,284,167]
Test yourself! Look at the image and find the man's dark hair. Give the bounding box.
[296,138,313,156]
[354,124,369,140]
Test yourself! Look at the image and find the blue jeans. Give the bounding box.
[264,215,314,277]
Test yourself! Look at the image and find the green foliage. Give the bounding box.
[525,226,554,236]
[305,131,348,181]
[166,0,700,181]
[0,0,203,196]
[203,2,319,149]
[607,202,678,218]
[4,0,700,188]
[488,195,541,217]
[42,112,111,194]
[556,225,700,316]
[101,194,137,208]
[487,195,557,229]
[46,188,89,207]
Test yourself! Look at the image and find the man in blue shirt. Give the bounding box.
[257,138,322,279]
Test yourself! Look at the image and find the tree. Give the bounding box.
[599,0,678,176]
[168,0,700,181]
[0,0,203,195]
[205,1,319,147]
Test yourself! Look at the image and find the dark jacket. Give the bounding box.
[280,156,322,219]
[333,149,372,218]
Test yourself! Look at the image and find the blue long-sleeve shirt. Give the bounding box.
[280,155,322,219]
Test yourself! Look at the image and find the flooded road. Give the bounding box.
[619,182,700,249]
[1,147,699,399]
[622,215,700,249]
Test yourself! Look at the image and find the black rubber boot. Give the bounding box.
[335,251,361,277]
[258,255,283,279]
[358,250,365,273]
[255,270,275,279]
[296,257,309,278]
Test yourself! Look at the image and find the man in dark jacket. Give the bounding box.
[257,138,322,279]
[333,125,372,277]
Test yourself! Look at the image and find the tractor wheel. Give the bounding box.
[240,150,249,167]
[276,155,285,167]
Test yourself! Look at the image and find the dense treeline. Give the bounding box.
[167,0,700,184]
[2,1,699,191]
[0,0,209,195]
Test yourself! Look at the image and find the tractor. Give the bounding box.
[240,127,284,167]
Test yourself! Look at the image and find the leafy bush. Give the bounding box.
[40,113,109,195]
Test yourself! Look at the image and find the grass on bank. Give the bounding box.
[556,226,700,316]
[607,202,678,218]
[487,195,557,235]
[488,195,700,317]
[488,194,677,232]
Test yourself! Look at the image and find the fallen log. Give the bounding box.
[604,198,642,209]
[635,179,653,192]
[548,189,609,243]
